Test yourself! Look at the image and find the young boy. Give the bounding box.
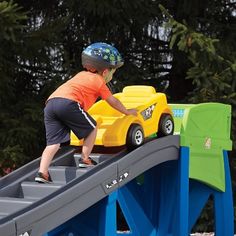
[35,42,137,183]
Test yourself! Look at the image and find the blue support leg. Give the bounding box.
[142,168,161,233]
[174,146,189,236]
[213,151,234,236]
[157,161,179,236]
[118,182,156,236]
[188,180,212,231]
[98,191,118,236]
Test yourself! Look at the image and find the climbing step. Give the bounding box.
[21,182,63,200]
[49,166,90,184]
[0,197,34,215]
[73,153,115,166]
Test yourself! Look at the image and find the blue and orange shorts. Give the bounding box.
[44,98,96,145]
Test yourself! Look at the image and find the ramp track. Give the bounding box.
[0,135,179,236]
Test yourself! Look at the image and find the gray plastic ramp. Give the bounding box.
[0,220,15,236]
[117,135,180,189]
[0,135,179,236]
[0,146,76,191]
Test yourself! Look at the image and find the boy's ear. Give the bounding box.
[102,69,109,77]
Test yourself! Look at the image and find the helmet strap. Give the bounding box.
[103,69,116,83]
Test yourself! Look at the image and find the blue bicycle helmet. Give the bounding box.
[81,42,124,72]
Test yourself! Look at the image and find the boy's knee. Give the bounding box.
[91,126,97,134]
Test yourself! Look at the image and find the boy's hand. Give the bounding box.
[126,109,138,116]
[106,96,138,116]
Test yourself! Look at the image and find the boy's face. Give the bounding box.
[104,68,116,83]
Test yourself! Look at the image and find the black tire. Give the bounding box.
[157,114,174,137]
[126,124,144,150]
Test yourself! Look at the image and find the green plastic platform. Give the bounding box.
[171,103,232,191]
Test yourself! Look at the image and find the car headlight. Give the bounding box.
[141,104,156,120]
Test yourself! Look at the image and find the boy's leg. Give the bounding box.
[81,127,97,160]
[39,143,60,175]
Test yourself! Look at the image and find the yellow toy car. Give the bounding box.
[71,85,174,149]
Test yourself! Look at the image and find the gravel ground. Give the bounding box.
[118,232,216,235]
[191,234,236,236]
[191,234,215,236]
[118,232,236,235]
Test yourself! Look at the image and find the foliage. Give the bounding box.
[0,0,27,41]
[161,0,236,102]
[0,1,27,175]
[192,197,214,233]
[0,0,65,174]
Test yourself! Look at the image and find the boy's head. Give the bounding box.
[81,42,124,83]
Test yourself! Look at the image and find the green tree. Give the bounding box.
[0,0,67,175]
[0,0,28,175]
[161,0,236,101]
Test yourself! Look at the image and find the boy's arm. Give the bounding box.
[106,95,137,116]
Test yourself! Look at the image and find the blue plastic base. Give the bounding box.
[44,160,179,236]
[180,148,234,236]
[45,148,234,236]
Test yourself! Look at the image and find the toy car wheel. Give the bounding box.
[126,124,144,149]
[157,114,174,137]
